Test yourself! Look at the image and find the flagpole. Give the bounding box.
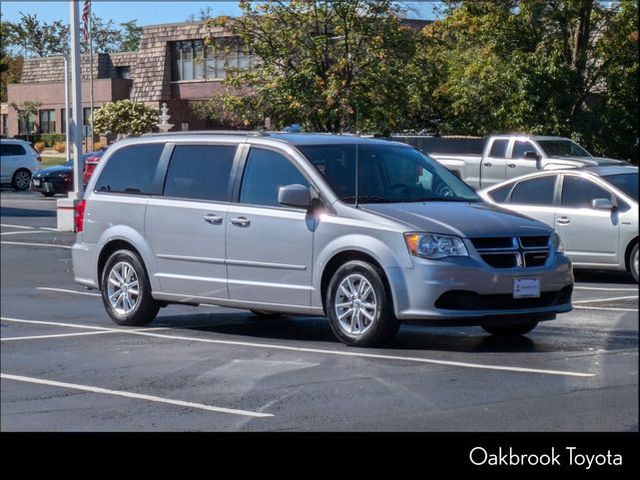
[70,0,83,195]
[88,1,94,151]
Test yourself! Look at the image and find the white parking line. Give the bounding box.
[0,373,273,418]
[574,305,639,312]
[0,224,35,230]
[0,241,72,249]
[574,286,638,292]
[1,230,50,236]
[37,287,101,297]
[2,330,119,342]
[0,316,593,378]
[573,295,638,304]
[0,317,169,334]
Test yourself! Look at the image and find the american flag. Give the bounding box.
[82,0,91,43]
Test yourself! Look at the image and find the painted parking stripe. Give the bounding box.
[0,316,596,377]
[574,286,638,292]
[37,287,101,297]
[1,330,119,342]
[574,305,639,312]
[0,224,35,230]
[0,241,72,249]
[1,230,50,236]
[0,373,273,418]
[573,295,638,304]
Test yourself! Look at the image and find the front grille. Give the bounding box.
[435,286,573,311]
[470,235,551,269]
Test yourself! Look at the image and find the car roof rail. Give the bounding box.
[141,130,270,138]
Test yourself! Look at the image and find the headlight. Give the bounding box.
[550,231,564,253]
[404,233,469,259]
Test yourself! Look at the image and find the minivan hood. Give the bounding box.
[362,202,552,238]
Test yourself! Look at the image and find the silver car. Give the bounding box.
[479,166,639,283]
[72,133,574,346]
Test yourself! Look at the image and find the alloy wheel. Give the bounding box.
[334,274,378,336]
[106,261,140,315]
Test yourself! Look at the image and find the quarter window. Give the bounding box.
[489,140,508,159]
[510,176,557,205]
[561,176,611,209]
[240,148,309,207]
[163,145,236,201]
[95,144,164,195]
[488,183,514,203]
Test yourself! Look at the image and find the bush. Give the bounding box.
[53,142,66,153]
[33,142,45,153]
[41,133,66,147]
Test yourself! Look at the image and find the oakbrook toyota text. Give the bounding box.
[469,446,623,469]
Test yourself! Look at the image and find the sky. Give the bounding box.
[1,1,440,27]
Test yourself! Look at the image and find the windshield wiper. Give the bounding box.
[410,197,479,203]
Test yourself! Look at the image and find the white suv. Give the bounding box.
[0,139,41,190]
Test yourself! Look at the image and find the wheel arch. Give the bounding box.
[624,236,638,272]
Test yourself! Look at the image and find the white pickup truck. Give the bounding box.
[394,134,629,189]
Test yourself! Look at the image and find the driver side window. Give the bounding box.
[512,141,537,159]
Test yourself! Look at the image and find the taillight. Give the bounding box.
[74,199,86,233]
[36,155,42,163]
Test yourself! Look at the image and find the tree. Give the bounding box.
[4,13,69,57]
[9,100,41,141]
[207,0,418,133]
[92,100,159,136]
[1,18,23,102]
[118,20,143,52]
[408,0,638,162]
[81,14,121,54]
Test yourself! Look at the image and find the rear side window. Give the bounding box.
[488,183,514,203]
[163,145,236,201]
[1,144,27,156]
[95,144,164,195]
[489,140,508,158]
[510,176,557,205]
[561,176,611,208]
[240,148,309,207]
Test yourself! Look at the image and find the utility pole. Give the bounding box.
[70,0,84,195]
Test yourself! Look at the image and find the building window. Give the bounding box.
[1,114,7,137]
[171,39,252,81]
[18,112,35,135]
[39,109,56,134]
[116,66,132,79]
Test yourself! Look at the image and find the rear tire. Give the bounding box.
[11,169,32,191]
[326,260,399,347]
[100,249,160,326]
[482,321,538,336]
[629,243,639,284]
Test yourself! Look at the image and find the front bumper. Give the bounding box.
[31,178,71,194]
[387,253,574,322]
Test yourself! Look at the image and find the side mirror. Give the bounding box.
[591,198,616,210]
[523,151,540,161]
[278,184,312,209]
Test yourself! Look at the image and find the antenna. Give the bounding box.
[354,105,360,208]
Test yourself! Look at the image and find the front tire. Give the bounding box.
[100,249,160,326]
[482,321,538,336]
[326,260,399,347]
[629,243,639,284]
[11,169,32,191]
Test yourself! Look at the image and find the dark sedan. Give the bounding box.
[30,160,73,196]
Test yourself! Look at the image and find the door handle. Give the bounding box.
[483,162,493,167]
[556,216,571,225]
[230,217,251,227]
[507,163,516,168]
[203,214,223,224]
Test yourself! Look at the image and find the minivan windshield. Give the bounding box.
[537,140,590,157]
[298,143,479,204]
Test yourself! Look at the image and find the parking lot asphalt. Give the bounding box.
[1,189,638,431]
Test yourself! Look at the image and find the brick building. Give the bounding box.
[5,19,430,138]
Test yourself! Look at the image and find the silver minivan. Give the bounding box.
[72,133,574,346]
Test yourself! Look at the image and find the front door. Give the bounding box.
[146,144,237,299]
[226,146,314,307]
[555,174,620,266]
[507,140,542,180]
[504,174,559,226]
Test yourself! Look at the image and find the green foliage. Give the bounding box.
[207,0,417,134]
[119,20,143,52]
[1,19,22,102]
[409,0,638,162]
[10,100,41,141]
[92,100,159,135]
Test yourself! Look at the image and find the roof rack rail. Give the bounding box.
[141,130,270,137]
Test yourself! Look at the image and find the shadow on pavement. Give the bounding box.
[0,207,56,217]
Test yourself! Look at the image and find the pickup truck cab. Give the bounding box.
[395,134,629,189]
